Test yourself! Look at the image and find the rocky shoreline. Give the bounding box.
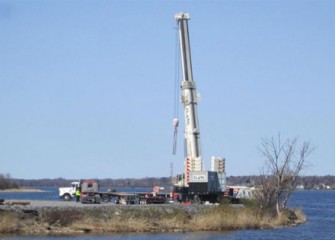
[0,200,305,235]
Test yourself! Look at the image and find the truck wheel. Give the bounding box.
[192,195,201,204]
[63,193,72,201]
[95,195,101,204]
[101,194,110,203]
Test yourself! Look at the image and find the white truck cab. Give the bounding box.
[59,181,80,201]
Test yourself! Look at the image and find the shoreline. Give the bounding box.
[0,200,306,235]
[0,188,43,193]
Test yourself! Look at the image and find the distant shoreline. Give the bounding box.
[0,188,43,193]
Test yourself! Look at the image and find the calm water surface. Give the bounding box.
[1,190,334,239]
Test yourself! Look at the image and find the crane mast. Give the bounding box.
[175,13,203,186]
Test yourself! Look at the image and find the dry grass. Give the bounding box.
[190,205,275,231]
[293,208,306,223]
[0,205,306,234]
[0,209,42,234]
[70,206,281,233]
[71,206,192,233]
[41,209,83,227]
[0,211,19,233]
[273,208,306,226]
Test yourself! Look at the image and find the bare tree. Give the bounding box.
[254,134,313,215]
[0,173,18,190]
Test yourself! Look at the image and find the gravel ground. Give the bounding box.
[0,199,216,214]
[1,199,106,209]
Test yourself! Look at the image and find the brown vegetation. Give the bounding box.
[0,174,18,190]
[0,204,305,235]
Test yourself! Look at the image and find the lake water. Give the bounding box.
[0,187,151,201]
[1,189,334,239]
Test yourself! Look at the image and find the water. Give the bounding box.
[0,187,151,201]
[0,187,59,201]
[1,190,334,239]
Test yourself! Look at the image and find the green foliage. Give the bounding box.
[241,199,258,208]
[218,197,231,205]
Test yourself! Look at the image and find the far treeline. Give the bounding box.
[1,174,335,190]
[0,174,19,190]
[229,175,335,190]
[8,177,172,189]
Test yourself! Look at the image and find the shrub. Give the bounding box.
[41,209,83,227]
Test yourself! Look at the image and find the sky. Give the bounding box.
[1,0,334,179]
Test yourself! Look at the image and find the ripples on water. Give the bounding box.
[1,190,335,240]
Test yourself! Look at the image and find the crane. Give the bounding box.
[175,13,203,186]
[173,13,226,203]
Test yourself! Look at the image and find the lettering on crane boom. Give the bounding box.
[185,106,191,126]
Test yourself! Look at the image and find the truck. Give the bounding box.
[59,180,104,203]
[59,180,141,204]
[59,181,80,201]
[59,180,173,204]
[79,179,101,204]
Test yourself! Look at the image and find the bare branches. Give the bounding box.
[255,134,313,215]
[0,174,18,190]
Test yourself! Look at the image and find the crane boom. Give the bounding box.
[175,13,203,186]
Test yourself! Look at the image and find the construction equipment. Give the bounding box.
[80,179,101,204]
[59,180,104,203]
[59,181,80,201]
[59,181,170,204]
[172,13,226,203]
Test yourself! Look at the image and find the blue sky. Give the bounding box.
[1,0,334,179]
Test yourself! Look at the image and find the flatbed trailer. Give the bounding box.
[84,190,171,205]
[102,191,171,204]
[59,181,171,204]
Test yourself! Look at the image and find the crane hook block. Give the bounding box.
[172,118,179,128]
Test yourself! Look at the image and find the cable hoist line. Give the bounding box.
[174,23,181,119]
[172,23,181,155]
